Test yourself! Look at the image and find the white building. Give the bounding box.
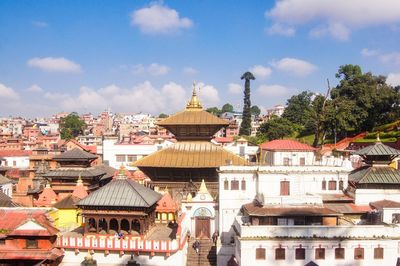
[102,136,174,170]
[0,150,30,169]
[0,175,12,197]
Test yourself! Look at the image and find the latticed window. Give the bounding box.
[354,248,364,260]
[231,180,239,190]
[328,180,337,190]
[256,248,266,260]
[127,155,137,162]
[275,247,285,260]
[26,238,38,249]
[315,248,325,259]
[374,247,384,259]
[335,247,345,259]
[295,248,305,260]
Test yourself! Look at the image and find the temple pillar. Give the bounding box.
[105,218,111,234]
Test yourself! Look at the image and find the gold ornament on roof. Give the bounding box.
[186,81,203,110]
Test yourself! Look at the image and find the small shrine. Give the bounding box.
[181,179,217,238]
[76,166,161,236]
[155,189,179,223]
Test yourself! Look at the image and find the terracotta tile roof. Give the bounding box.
[0,150,32,157]
[53,195,80,209]
[35,184,58,207]
[370,200,400,209]
[0,209,58,236]
[259,139,317,151]
[243,202,340,217]
[0,248,63,260]
[71,179,88,199]
[156,192,178,213]
[134,141,247,168]
[213,137,234,143]
[53,148,97,161]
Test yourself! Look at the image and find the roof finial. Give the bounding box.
[186,81,202,110]
[117,164,127,179]
[377,133,381,143]
[77,173,83,185]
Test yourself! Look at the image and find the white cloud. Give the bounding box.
[228,83,242,94]
[132,64,145,75]
[32,21,48,27]
[43,92,69,101]
[266,23,295,37]
[266,0,400,40]
[257,84,291,97]
[271,57,317,76]
[361,48,380,57]
[0,84,19,100]
[249,65,272,79]
[309,23,350,41]
[197,82,220,107]
[183,67,198,75]
[147,63,170,76]
[387,73,400,86]
[26,84,43,93]
[131,3,193,34]
[379,52,400,65]
[27,57,82,73]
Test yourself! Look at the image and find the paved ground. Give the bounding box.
[147,224,177,240]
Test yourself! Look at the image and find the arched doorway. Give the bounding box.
[121,219,130,233]
[131,219,141,235]
[193,207,212,239]
[88,218,97,232]
[98,218,108,233]
[109,218,119,233]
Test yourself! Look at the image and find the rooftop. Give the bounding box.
[349,166,400,184]
[260,139,317,151]
[53,148,97,161]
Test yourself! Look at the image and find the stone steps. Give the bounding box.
[186,239,216,266]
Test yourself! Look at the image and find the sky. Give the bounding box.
[1,0,400,118]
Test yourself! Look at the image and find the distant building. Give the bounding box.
[266,104,285,118]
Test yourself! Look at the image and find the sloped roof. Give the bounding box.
[370,199,400,209]
[243,202,340,217]
[0,192,20,207]
[42,167,106,178]
[156,192,178,213]
[77,178,161,208]
[134,141,247,168]
[0,209,58,236]
[0,150,32,157]
[35,184,58,207]
[354,141,400,156]
[157,110,229,126]
[53,148,97,161]
[349,166,400,184]
[0,174,11,185]
[323,203,371,214]
[53,195,80,209]
[260,139,317,151]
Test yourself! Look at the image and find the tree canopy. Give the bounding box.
[158,113,168,118]
[221,103,234,113]
[59,113,86,140]
[257,117,295,141]
[251,105,261,117]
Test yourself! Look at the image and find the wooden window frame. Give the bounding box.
[322,180,326,190]
[315,248,325,260]
[115,154,125,162]
[231,180,239,190]
[339,180,344,190]
[223,179,229,190]
[295,248,305,260]
[374,247,383,259]
[335,247,345,259]
[241,179,246,190]
[354,247,364,260]
[26,238,38,249]
[299,157,305,166]
[280,181,290,196]
[275,247,285,260]
[256,247,266,260]
[328,180,337,190]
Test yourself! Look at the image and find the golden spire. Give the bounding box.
[186,81,203,110]
[199,179,209,194]
[117,164,127,179]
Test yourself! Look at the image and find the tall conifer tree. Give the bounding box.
[239,71,255,136]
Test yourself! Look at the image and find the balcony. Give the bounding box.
[234,216,400,239]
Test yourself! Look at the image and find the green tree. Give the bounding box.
[59,113,86,140]
[221,103,234,113]
[257,117,295,140]
[206,107,221,116]
[239,71,255,136]
[282,91,313,126]
[158,113,168,118]
[250,105,261,117]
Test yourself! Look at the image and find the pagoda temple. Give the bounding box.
[42,148,114,196]
[76,166,161,236]
[348,138,400,204]
[134,85,247,200]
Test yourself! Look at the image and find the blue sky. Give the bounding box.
[1,0,400,117]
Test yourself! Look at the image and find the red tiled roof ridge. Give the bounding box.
[260,139,317,151]
[0,150,32,157]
